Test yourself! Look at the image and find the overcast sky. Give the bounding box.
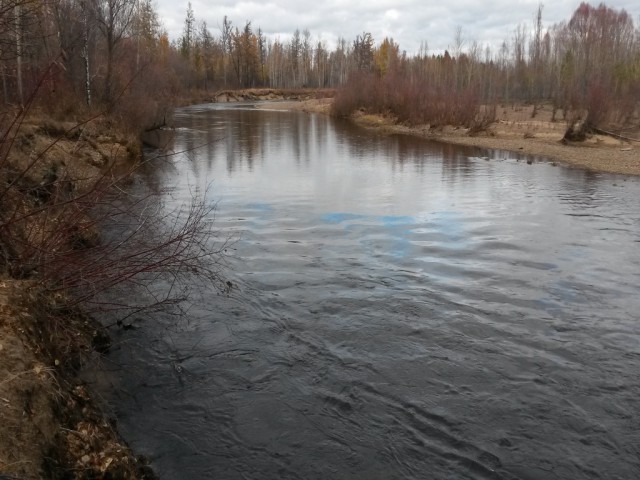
[155,1,640,55]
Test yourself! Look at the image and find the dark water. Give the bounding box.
[99,104,640,480]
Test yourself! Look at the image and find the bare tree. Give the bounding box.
[1,112,231,325]
[181,1,195,59]
[352,32,374,73]
[529,3,544,115]
[220,15,232,87]
[198,21,213,90]
[14,2,23,105]
[92,0,136,107]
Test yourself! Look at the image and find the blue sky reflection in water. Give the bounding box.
[101,103,640,480]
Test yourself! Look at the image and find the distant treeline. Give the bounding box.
[1,1,638,129]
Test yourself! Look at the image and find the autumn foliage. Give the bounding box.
[332,3,639,132]
[0,1,637,134]
[0,0,227,321]
[332,70,487,129]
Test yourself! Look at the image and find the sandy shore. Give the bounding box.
[261,100,640,176]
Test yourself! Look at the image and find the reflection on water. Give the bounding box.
[98,103,640,480]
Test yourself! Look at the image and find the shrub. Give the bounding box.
[584,81,612,129]
[0,105,230,323]
[332,70,488,130]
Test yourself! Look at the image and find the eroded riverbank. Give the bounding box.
[0,282,156,478]
[0,118,156,479]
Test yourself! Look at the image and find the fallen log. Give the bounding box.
[592,127,640,143]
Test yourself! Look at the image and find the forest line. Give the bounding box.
[0,1,638,133]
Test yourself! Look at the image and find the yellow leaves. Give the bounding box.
[374,37,400,77]
[159,33,170,63]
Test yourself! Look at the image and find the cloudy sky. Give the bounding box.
[155,0,640,55]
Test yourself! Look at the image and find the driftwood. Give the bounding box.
[592,127,640,143]
[563,121,640,144]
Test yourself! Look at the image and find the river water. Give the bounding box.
[98,103,640,480]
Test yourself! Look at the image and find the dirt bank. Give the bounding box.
[181,88,335,106]
[0,282,156,479]
[269,100,640,176]
[0,118,156,479]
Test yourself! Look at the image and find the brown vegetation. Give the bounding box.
[331,3,639,141]
[0,104,234,476]
[0,0,233,475]
[3,0,638,128]
[332,71,492,130]
[322,3,640,174]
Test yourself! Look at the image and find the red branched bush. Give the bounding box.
[332,70,491,130]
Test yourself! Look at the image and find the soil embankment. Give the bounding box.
[183,87,335,106]
[271,99,640,176]
[0,283,156,479]
[0,118,156,479]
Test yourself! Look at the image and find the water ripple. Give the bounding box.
[98,106,640,480]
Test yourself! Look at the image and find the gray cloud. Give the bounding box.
[156,0,640,55]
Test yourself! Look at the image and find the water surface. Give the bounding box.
[100,104,640,480]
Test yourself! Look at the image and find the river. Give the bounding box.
[96,103,640,480]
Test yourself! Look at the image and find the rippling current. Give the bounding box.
[97,103,640,479]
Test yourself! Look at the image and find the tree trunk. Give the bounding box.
[83,17,92,106]
[15,4,24,107]
[1,62,8,105]
[105,30,114,108]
